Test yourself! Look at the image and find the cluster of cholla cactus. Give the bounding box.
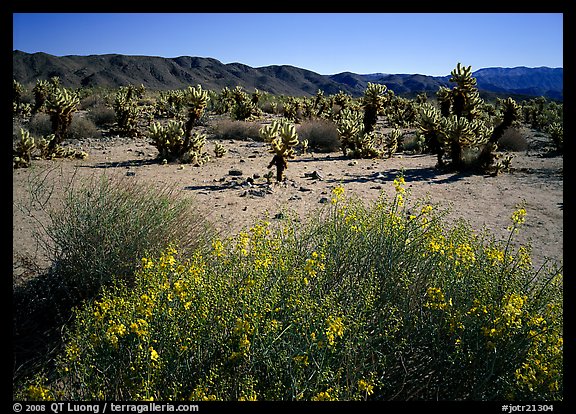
[147,84,215,164]
[335,85,400,160]
[337,108,381,158]
[183,85,209,135]
[260,120,299,182]
[45,86,81,151]
[230,86,262,121]
[148,120,210,165]
[417,63,519,171]
[155,89,186,119]
[362,82,390,133]
[114,85,144,137]
[32,76,61,114]
[13,128,87,169]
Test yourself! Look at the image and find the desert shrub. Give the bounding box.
[40,174,213,302]
[297,118,341,152]
[210,119,263,141]
[17,177,562,401]
[497,128,529,152]
[88,104,116,127]
[26,112,53,138]
[66,114,102,140]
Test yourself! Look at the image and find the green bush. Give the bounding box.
[17,178,562,401]
[41,175,213,301]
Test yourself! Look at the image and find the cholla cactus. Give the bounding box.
[148,120,210,165]
[45,87,80,150]
[114,85,141,137]
[213,142,227,158]
[13,128,35,168]
[383,129,401,158]
[260,120,299,182]
[417,63,519,172]
[337,108,381,159]
[183,84,209,137]
[546,122,563,152]
[362,82,389,133]
[230,86,261,121]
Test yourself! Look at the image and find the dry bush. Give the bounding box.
[210,119,263,141]
[498,127,529,152]
[297,118,341,153]
[88,104,116,127]
[67,114,102,140]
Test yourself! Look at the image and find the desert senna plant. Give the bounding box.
[260,120,299,182]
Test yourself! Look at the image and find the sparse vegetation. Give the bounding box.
[12,69,563,402]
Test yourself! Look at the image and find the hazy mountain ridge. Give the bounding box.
[12,50,563,100]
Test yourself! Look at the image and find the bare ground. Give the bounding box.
[12,125,563,285]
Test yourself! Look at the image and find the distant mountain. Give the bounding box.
[472,66,563,100]
[12,51,563,100]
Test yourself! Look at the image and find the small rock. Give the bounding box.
[299,186,312,192]
[126,171,136,176]
[229,169,243,176]
[319,197,329,204]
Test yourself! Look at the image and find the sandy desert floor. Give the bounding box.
[12,123,563,284]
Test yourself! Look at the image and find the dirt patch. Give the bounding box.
[13,125,563,284]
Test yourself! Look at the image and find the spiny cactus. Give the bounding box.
[45,87,80,151]
[114,85,141,137]
[13,128,35,168]
[156,89,186,118]
[32,78,59,114]
[13,79,23,115]
[336,108,381,159]
[383,129,401,158]
[183,84,209,137]
[546,122,563,152]
[230,86,261,121]
[148,120,210,165]
[213,142,227,158]
[417,62,518,172]
[362,82,389,133]
[260,120,299,182]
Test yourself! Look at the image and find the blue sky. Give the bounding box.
[12,13,563,76]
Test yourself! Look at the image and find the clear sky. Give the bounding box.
[12,13,563,76]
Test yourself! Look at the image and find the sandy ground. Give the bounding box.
[12,124,563,284]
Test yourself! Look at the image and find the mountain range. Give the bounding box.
[12,50,563,101]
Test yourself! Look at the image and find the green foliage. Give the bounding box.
[17,180,562,401]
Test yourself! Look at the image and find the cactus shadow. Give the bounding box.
[79,158,159,169]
